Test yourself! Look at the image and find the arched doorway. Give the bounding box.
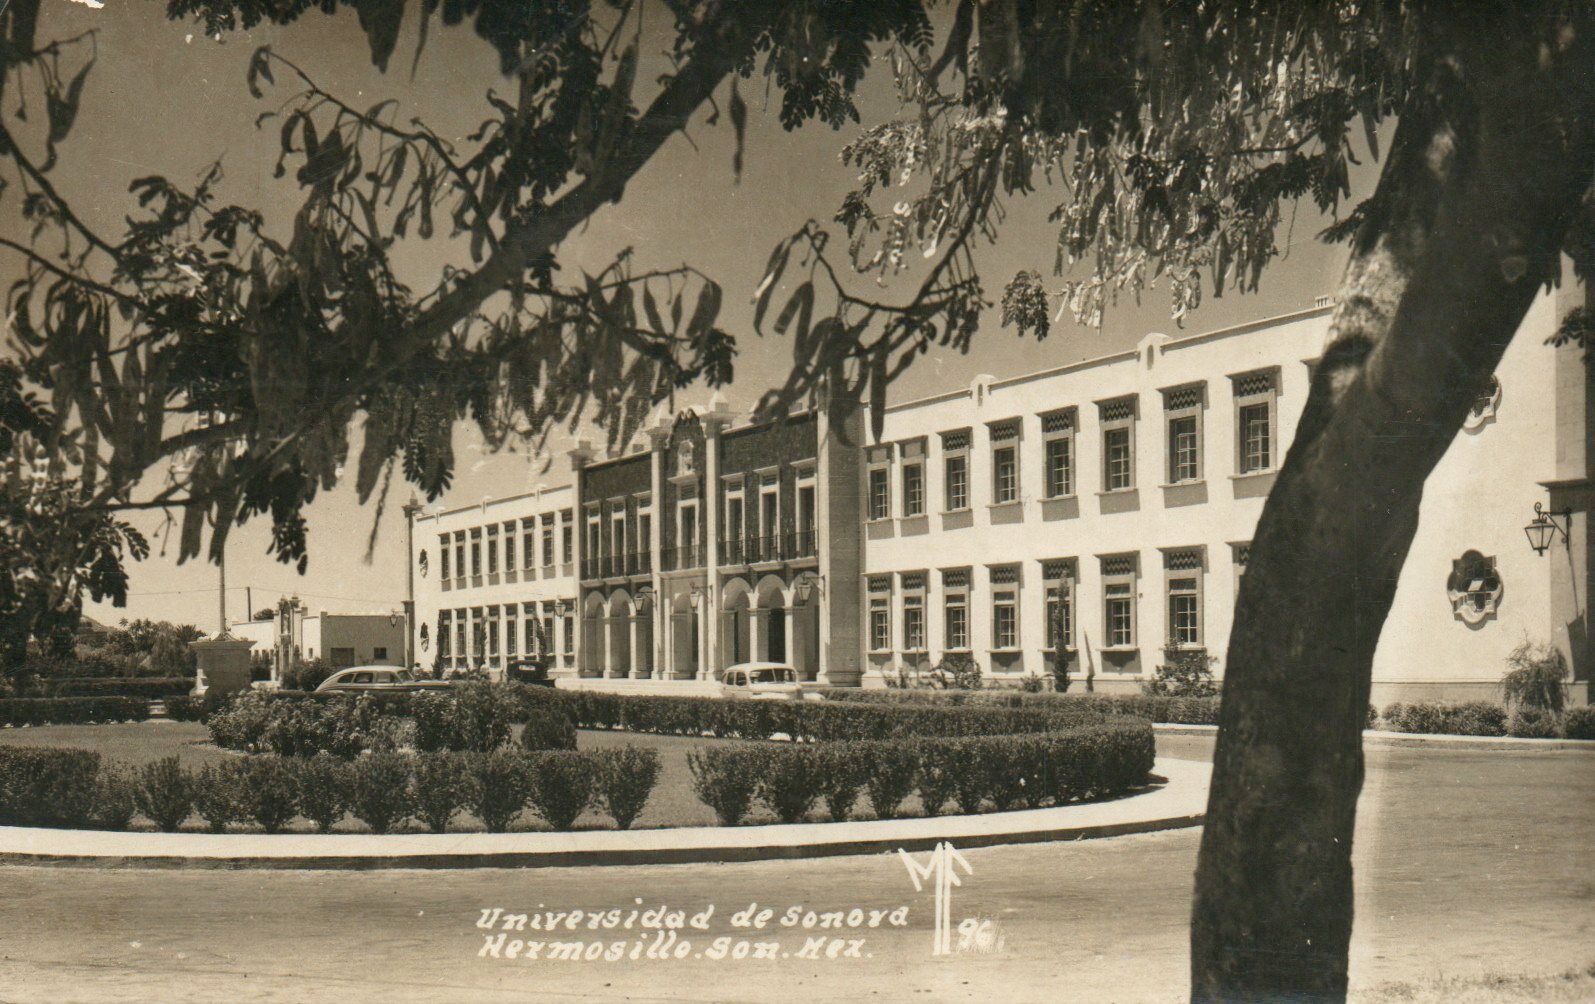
[581,593,605,677]
[670,590,699,680]
[607,590,633,678]
[754,575,789,664]
[721,577,752,673]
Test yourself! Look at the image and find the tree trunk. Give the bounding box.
[1191,11,1595,1001]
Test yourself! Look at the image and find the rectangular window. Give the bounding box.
[990,567,1019,650]
[797,483,816,534]
[869,597,890,652]
[1043,560,1075,652]
[561,607,574,656]
[945,455,968,510]
[439,612,452,658]
[1042,410,1075,498]
[542,516,556,569]
[455,610,467,661]
[990,422,1020,504]
[760,488,779,549]
[486,528,499,574]
[522,519,536,570]
[1164,385,1203,484]
[486,606,501,658]
[470,531,482,576]
[1106,584,1134,647]
[502,522,515,571]
[1100,398,1137,492]
[524,603,538,655]
[639,511,652,559]
[942,569,969,650]
[505,607,517,657]
[868,467,890,521]
[1234,370,1278,475]
[1239,402,1272,474]
[454,533,466,580]
[611,511,626,563]
[902,463,924,516]
[902,595,925,651]
[374,646,388,661]
[561,517,573,565]
[1045,438,1073,498]
[1169,577,1200,647]
[439,535,451,580]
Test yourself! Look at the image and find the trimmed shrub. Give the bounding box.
[814,742,869,821]
[527,751,596,830]
[449,680,518,753]
[816,688,1216,726]
[209,692,404,758]
[295,754,351,833]
[465,750,531,833]
[914,739,960,816]
[1561,705,1595,740]
[0,747,102,827]
[192,761,247,833]
[593,746,661,830]
[1508,706,1560,739]
[348,753,414,834]
[757,745,820,824]
[91,764,138,830]
[239,756,300,833]
[521,708,578,752]
[1383,701,1507,736]
[135,756,193,832]
[412,752,468,834]
[687,746,762,826]
[410,693,454,753]
[864,742,919,819]
[0,696,150,727]
[165,692,231,723]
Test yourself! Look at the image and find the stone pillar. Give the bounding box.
[817,376,865,686]
[702,417,724,681]
[191,636,254,697]
[567,440,595,679]
[648,424,669,678]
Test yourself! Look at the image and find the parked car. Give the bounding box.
[719,662,807,700]
[314,666,453,694]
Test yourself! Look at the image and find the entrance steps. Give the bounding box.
[553,676,720,697]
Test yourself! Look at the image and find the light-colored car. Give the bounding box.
[719,662,806,700]
[314,666,452,694]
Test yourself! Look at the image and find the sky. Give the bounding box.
[9,2,1350,631]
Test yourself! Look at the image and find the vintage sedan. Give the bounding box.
[718,662,809,700]
[313,666,452,694]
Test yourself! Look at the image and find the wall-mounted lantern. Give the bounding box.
[1524,502,1572,556]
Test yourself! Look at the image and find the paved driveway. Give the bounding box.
[0,736,1588,1002]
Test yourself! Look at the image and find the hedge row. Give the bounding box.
[813,687,1223,725]
[1381,700,1595,739]
[687,719,1156,824]
[0,746,662,833]
[41,677,193,699]
[0,697,151,727]
[523,688,1126,742]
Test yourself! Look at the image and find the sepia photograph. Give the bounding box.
[0,1,1592,1001]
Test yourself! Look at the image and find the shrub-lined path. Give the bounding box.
[0,734,1589,1001]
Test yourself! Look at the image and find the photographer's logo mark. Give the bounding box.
[898,841,973,956]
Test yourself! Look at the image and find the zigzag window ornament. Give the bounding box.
[1446,550,1503,624]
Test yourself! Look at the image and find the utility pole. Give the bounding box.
[217,547,228,637]
[246,585,253,623]
[402,496,423,671]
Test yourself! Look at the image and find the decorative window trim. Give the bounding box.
[1098,397,1138,493]
[1446,550,1503,624]
[1162,383,1205,485]
[1099,553,1138,649]
[1463,375,1502,431]
[1162,547,1205,649]
[1041,408,1077,499]
[1231,367,1281,475]
[1042,559,1076,652]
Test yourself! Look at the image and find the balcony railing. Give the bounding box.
[720,538,746,564]
[787,529,817,558]
[663,544,702,571]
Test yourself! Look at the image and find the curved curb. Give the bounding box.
[0,758,1209,871]
[1153,722,1595,751]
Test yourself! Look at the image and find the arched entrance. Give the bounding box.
[754,575,789,664]
[581,593,605,677]
[721,577,752,673]
[606,590,633,678]
[670,590,699,680]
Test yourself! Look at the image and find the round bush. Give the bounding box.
[520,708,577,751]
[1508,706,1560,739]
[1561,705,1595,740]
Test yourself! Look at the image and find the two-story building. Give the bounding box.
[404,284,1593,705]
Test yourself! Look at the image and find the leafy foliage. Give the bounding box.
[1501,641,1569,713]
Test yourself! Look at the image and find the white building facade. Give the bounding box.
[404,288,1593,705]
[410,485,580,676]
